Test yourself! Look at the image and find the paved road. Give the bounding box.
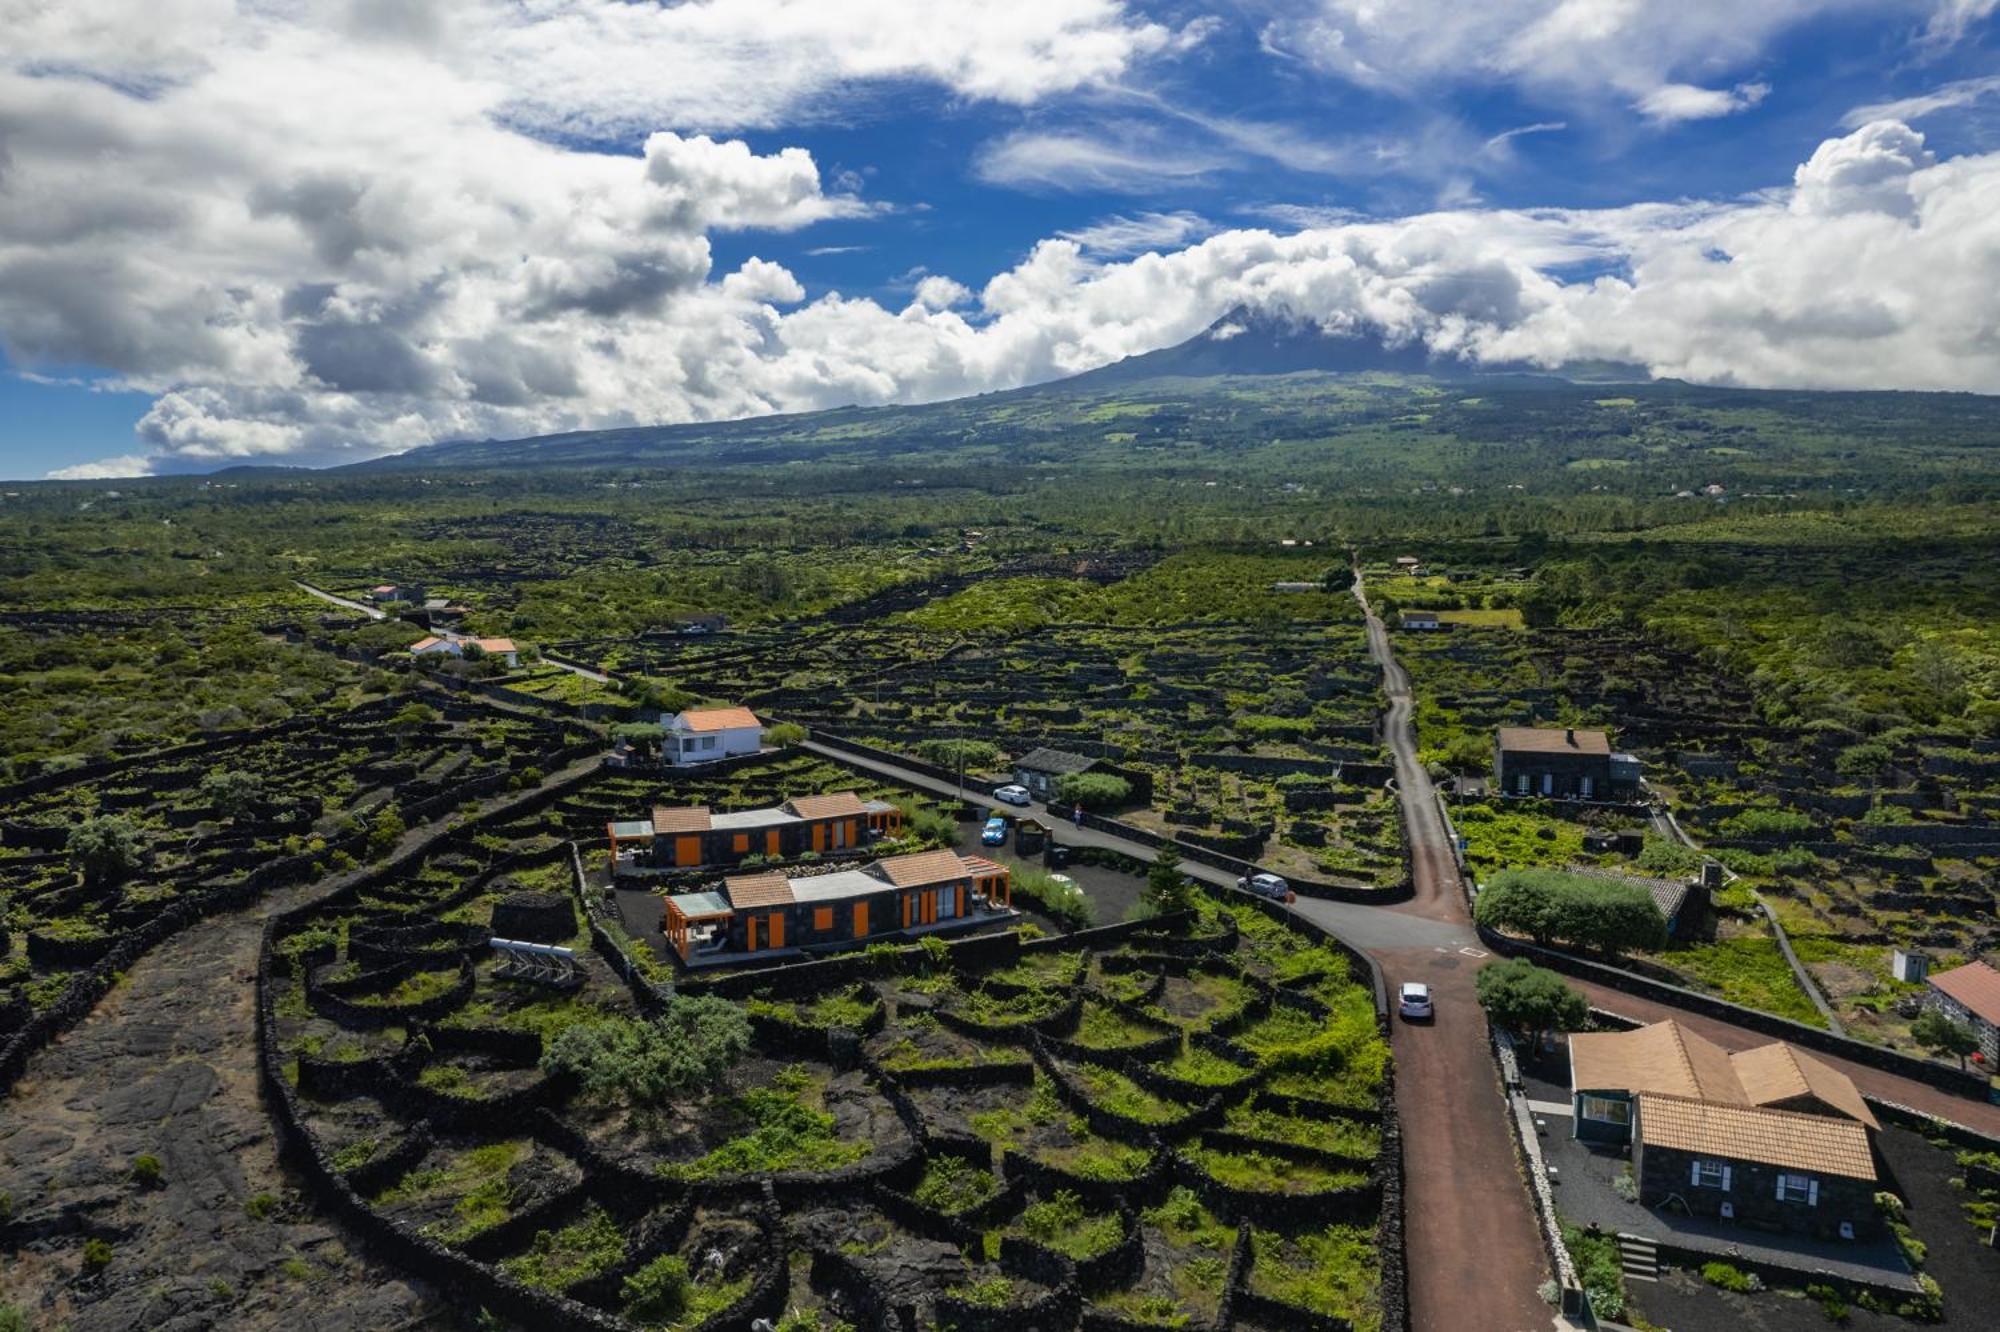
[1348,569,1561,1332]
[291,580,383,620]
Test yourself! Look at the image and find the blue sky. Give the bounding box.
[4,1,2000,479]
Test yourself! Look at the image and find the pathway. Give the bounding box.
[0,754,602,1331]
[291,580,384,620]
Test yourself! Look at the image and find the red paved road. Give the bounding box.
[1568,979,2000,1136]
[1358,574,1559,1332]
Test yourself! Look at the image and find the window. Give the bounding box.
[813,907,833,931]
[1777,1173,1817,1205]
[1578,1095,1631,1125]
[733,834,750,854]
[1690,1159,1731,1190]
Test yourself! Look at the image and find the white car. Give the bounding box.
[1398,982,1434,1021]
[1237,872,1292,903]
[993,784,1033,806]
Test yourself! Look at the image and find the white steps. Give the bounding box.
[1617,1233,1658,1283]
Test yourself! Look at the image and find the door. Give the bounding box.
[853,901,869,937]
[1580,775,1593,799]
[675,835,701,866]
[769,912,785,949]
[745,916,759,951]
[1541,772,1553,796]
[767,829,781,857]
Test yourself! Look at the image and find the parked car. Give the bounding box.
[1398,982,1434,1021]
[992,784,1033,806]
[981,817,1009,845]
[1237,872,1293,903]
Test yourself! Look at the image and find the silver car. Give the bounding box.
[1237,872,1291,902]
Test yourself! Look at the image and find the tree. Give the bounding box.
[1911,1008,1979,1070]
[764,721,807,748]
[390,701,439,734]
[366,805,406,858]
[68,815,143,888]
[541,995,752,1106]
[1475,959,1590,1049]
[200,768,260,822]
[1834,742,1892,782]
[1056,771,1132,810]
[1474,869,1666,956]
[1141,843,1197,918]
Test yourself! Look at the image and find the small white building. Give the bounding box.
[662,706,764,767]
[408,635,520,668]
[1400,608,1442,631]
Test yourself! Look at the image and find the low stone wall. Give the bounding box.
[1488,931,1990,1101]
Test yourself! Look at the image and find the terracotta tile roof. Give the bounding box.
[1636,1093,1877,1181]
[409,636,448,652]
[961,855,1008,878]
[474,637,516,654]
[725,873,794,910]
[1569,1020,1745,1102]
[1563,866,1695,923]
[1929,960,2000,1026]
[651,805,713,834]
[1730,1043,1880,1130]
[873,849,972,888]
[1497,726,1611,756]
[674,705,763,733]
[783,791,867,820]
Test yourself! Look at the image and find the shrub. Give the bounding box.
[1701,1261,1758,1292]
[131,1153,164,1188]
[0,1301,26,1332]
[541,994,751,1106]
[1474,869,1665,955]
[1807,1282,1850,1322]
[1475,958,1589,1047]
[1011,868,1093,930]
[947,1276,1014,1308]
[82,1237,114,1273]
[621,1254,693,1322]
[912,1155,999,1215]
[1057,772,1132,810]
[68,815,143,887]
[765,721,808,748]
[244,1192,280,1220]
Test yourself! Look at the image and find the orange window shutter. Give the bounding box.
[734,833,750,854]
[676,835,700,865]
[767,829,780,856]
[814,907,832,931]
[902,894,911,927]
[745,916,758,951]
[770,913,785,948]
[854,901,868,936]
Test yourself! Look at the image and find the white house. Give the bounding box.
[1400,608,1442,631]
[662,706,764,767]
[1924,959,2000,1067]
[408,635,520,668]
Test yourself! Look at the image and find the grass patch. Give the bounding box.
[1249,1224,1380,1331]
[661,1066,870,1181]
[1186,1147,1367,1194]
[501,1204,626,1292]
[1014,1189,1123,1260]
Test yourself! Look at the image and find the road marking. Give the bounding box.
[1459,946,1488,958]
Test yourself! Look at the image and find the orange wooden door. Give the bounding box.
[766,829,781,856]
[745,916,758,951]
[769,912,785,948]
[675,835,701,866]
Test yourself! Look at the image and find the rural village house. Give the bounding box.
[605,790,904,873]
[1012,746,1099,799]
[660,848,1012,965]
[1569,1020,1882,1240]
[1494,725,1642,800]
[408,635,519,668]
[661,705,764,767]
[1400,608,1442,631]
[1922,959,2000,1066]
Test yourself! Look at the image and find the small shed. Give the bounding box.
[1013,746,1099,800]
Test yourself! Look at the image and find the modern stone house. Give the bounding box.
[1569,1020,1883,1240]
[1494,726,1642,800]
[1923,959,2000,1066]
[659,848,1013,965]
[605,791,904,873]
[661,705,764,767]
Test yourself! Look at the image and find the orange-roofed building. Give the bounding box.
[604,790,904,873]
[661,705,765,767]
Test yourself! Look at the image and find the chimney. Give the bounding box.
[1566,728,1575,746]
